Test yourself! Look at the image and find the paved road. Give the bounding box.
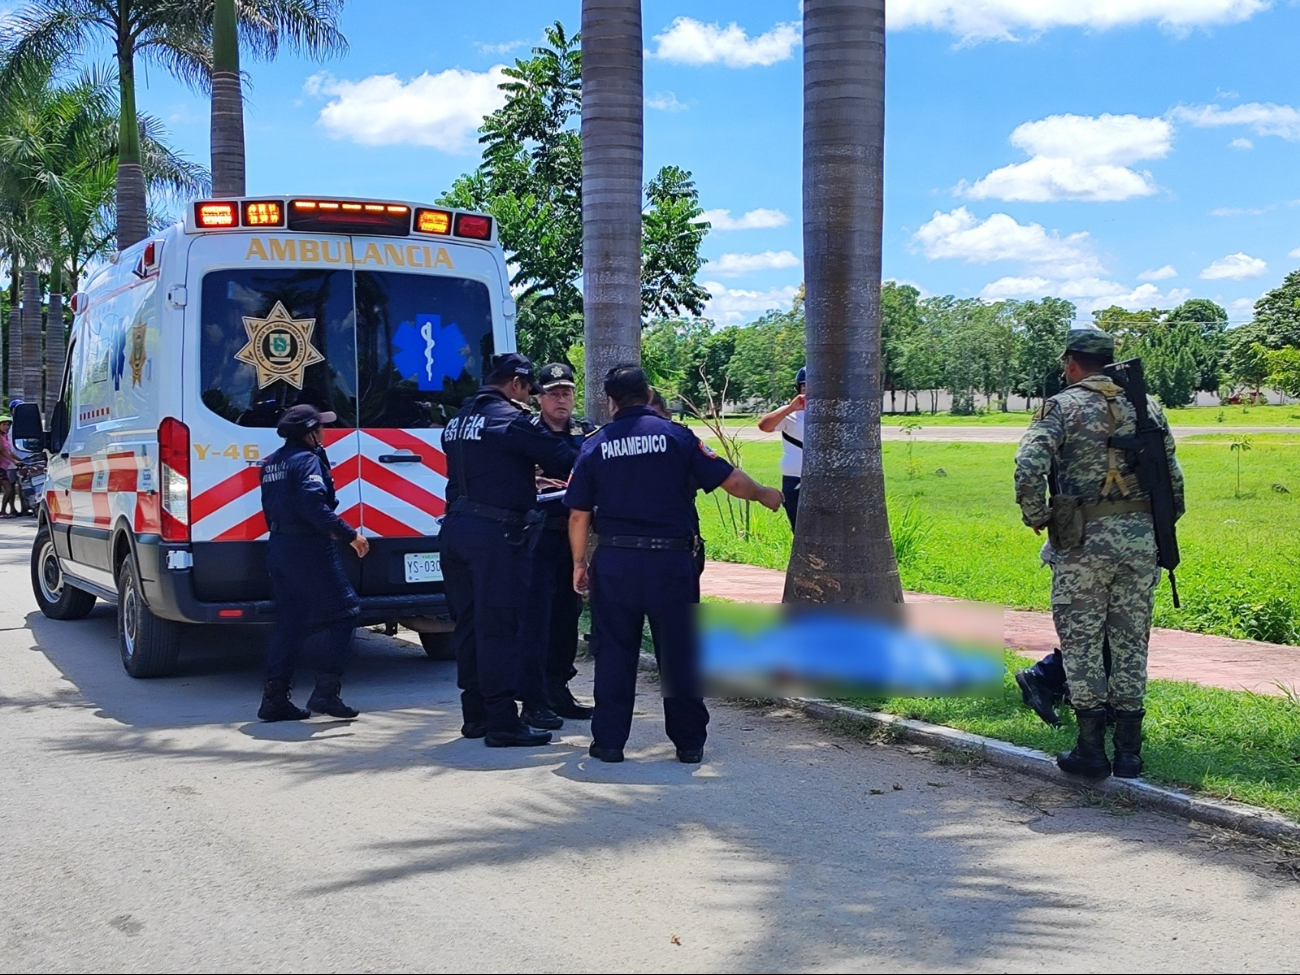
[708,424,1300,443]
[4,519,1300,973]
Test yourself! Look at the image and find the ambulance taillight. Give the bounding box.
[159,417,191,543]
[454,213,493,240]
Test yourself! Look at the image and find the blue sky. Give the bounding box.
[23,0,1300,325]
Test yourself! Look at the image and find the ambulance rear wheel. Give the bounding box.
[30,526,96,621]
[117,555,182,678]
[419,631,455,660]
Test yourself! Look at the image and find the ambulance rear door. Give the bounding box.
[350,238,504,597]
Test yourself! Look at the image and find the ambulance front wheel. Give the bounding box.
[31,526,97,621]
[117,554,182,678]
[419,631,455,660]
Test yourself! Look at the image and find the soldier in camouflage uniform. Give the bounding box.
[1014,327,1184,779]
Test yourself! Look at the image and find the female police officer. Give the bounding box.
[257,404,369,722]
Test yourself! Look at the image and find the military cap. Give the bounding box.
[539,362,576,389]
[1062,327,1115,357]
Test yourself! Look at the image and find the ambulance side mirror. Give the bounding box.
[49,401,70,455]
[11,403,44,451]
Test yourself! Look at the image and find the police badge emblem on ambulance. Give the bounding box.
[236,300,325,390]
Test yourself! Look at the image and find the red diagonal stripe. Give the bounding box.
[331,455,361,491]
[70,456,95,492]
[363,428,447,477]
[106,451,138,492]
[359,455,445,517]
[192,466,262,523]
[360,502,418,537]
[214,510,267,542]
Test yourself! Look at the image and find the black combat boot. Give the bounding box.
[1015,668,1061,727]
[1057,707,1111,779]
[1111,708,1145,778]
[258,680,310,722]
[521,706,564,730]
[307,675,359,719]
[549,684,593,720]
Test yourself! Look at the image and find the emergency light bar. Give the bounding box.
[186,196,494,243]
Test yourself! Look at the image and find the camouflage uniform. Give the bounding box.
[1014,345,1184,714]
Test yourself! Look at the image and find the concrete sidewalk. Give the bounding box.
[700,560,1300,697]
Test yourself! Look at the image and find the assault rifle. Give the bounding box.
[1102,358,1182,608]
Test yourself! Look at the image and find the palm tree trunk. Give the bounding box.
[45,263,65,418]
[580,0,643,424]
[6,304,20,401]
[21,267,42,407]
[211,0,247,197]
[784,0,901,605]
[115,43,148,249]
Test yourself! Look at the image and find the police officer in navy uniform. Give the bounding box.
[441,353,578,747]
[565,365,784,763]
[257,404,370,722]
[522,362,597,723]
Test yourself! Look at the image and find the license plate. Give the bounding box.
[404,552,443,583]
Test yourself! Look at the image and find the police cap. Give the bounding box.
[487,352,544,394]
[539,362,576,390]
[1062,327,1115,358]
[276,403,336,440]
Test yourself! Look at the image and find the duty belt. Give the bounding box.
[596,534,694,552]
[446,496,532,526]
[1081,499,1152,523]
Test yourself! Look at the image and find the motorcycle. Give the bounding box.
[15,456,45,515]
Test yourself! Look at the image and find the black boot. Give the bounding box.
[307,675,359,719]
[258,680,309,722]
[1112,708,1144,778]
[1015,668,1061,727]
[521,706,564,730]
[549,684,593,720]
[1057,707,1111,779]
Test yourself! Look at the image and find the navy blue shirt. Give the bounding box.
[444,387,577,512]
[260,441,356,541]
[539,416,596,522]
[564,406,734,537]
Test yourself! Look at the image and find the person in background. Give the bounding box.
[756,366,805,529]
[0,415,20,517]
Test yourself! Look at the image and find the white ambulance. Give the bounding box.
[16,196,516,677]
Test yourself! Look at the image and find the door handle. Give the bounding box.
[379,454,422,464]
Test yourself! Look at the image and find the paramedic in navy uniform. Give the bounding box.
[257,404,369,722]
[565,365,784,763]
[441,353,578,748]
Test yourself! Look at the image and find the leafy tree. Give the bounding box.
[902,296,949,413]
[1014,296,1073,407]
[880,281,919,412]
[1250,269,1300,349]
[725,306,805,407]
[1167,298,1227,393]
[1223,323,1271,396]
[441,21,710,371]
[1264,346,1300,399]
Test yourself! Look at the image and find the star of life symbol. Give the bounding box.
[392,314,468,391]
[235,301,325,390]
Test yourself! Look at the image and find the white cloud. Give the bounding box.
[1172,102,1300,141]
[1227,296,1260,320]
[474,39,526,55]
[702,282,801,326]
[701,207,790,231]
[645,91,687,112]
[709,250,801,278]
[1290,246,1300,258]
[306,67,507,151]
[650,17,801,67]
[1062,281,1191,313]
[978,276,1053,300]
[889,0,1269,41]
[1230,137,1254,149]
[912,207,1103,275]
[959,114,1171,202]
[1138,265,1178,281]
[1210,205,1268,216]
[1200,252,1268,280]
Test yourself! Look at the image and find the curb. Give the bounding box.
[635,649,1300,844]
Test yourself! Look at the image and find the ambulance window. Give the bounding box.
[199,268,357,427]
[355,271,494,428]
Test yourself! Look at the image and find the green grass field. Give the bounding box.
[686,403,1300,428]
[859,653,1300,819]
[698,432,1300,643]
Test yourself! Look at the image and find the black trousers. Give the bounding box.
[782,475,801,529]
[521,527,581,709]
[589,547,708,752]
[265,533,359,684]
[441,512,534,732]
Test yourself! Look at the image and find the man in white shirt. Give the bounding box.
[757,366,805,529]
